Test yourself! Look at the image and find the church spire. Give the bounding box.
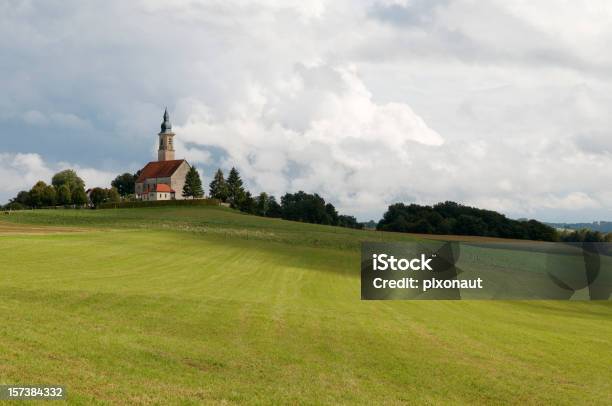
[160,107,172,133]
[158,108,175,161]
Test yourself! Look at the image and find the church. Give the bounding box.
[135,109,192,201]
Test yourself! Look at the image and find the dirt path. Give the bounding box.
[0,221,88,235]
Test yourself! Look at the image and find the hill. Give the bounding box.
[0,206,610,404]
[547,221,612,233]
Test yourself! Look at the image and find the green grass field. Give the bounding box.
[0,206,610,404]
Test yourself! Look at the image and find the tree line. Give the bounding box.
[6,167,612,242]
[4,170,91,209]
[558,228,612,243]
[377,201,559,241]
[3,165,361,230]
[4,169,125,210]
[207,167,362,229]
[109,165,362,228]
[376,201,612,242]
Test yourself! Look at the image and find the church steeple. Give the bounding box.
[161,107,172,133]
[158,108,175,161]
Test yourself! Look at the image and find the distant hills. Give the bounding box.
[546,221,612,233]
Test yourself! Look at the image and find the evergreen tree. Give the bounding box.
[226,167,245,205]
[209,169,229,202]
[182,167,204,199]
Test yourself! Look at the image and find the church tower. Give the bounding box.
[158,108,175,161]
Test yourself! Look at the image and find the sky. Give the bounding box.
[2,0,612,222]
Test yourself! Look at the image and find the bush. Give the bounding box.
[3,201,25,210]
[98,198,220,209]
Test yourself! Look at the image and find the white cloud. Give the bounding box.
[3,0,612,221]
[0,152,116,201]
[0,153,50,191]
[542,192,601,211]
[176,63,443,216]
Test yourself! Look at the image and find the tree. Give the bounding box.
[42,184,56,206]
[56,184,72,205]
[266,196,282,218]
[72,187,88,206]
[558,228,609,243]
[11,191,31,208]
[377,201,558,241]
[280,191,330,224]
[182,167,204,199]
[237,191,256,213]
[250,193,282,217]
[4,201,25,210]
[52,169,85,193]
[255,192,269,216]
[226,167,245,205]
[209,169,229,202]
[107,187,121,203]
[325,203,339,225]
[111,173,136,196]
[338,215,362,229]
[4,191,29,210]
[524,219,559,241]
[29,181,49,208]
[89,188,107,207]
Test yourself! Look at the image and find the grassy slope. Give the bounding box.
[0,207,610,405]
[0,206,422,250]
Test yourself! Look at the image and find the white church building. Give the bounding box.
[135,109,191,201]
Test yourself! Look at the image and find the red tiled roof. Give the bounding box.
[154,184,174,193]
[136,160,186,182]
[140,183,176,193]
